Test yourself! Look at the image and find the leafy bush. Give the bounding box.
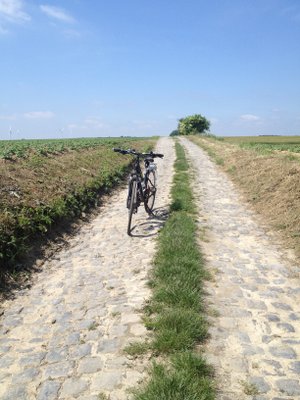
[178,114,210,135]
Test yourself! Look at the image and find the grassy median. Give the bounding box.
[129,141,215,399]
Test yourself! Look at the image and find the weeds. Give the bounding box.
[240,380,259,396]
[88,321,99,331]
[124,341,151,357]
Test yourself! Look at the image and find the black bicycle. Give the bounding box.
[113,148,164,235]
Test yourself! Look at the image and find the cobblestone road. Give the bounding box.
[181,137,300,400]
[0,137,175,400]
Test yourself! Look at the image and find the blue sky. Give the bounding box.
[0,0,300,139]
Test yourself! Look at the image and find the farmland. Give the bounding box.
[222,135,300,155]
[0,136,156,278]
[0,137,142,160]
[190,135,300,259]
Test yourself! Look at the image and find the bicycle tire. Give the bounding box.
[144,170,156,214]
[128,179,137,235]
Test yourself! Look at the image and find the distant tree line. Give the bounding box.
[170,114,210,136]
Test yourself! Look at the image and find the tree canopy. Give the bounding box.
[177,114,210,135]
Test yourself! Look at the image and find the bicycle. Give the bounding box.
[113,148,164,235]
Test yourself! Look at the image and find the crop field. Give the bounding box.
[0,136,156,275]
[0,137,142,159]
[222,135,300,154]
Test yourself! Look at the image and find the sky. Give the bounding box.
[0,0,300,139]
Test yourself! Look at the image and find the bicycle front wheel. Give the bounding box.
[144,170,156,214]
[128,179,138,235]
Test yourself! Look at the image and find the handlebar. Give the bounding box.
[113,148,164,159]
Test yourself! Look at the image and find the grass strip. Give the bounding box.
[0,138,155,280]
[129,141,215,399]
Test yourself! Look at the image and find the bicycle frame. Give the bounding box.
[113,147,163,235]
[127,154,148,209]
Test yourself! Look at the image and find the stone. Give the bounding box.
[0,356,14,369]
[271,302,292,311]
[2,317,22,329]
[262,336,274,344]
[90,371,123,391]
[61,378,89,397]
[14,367,39,384]
[249,377,270,393]
[2,386,29,400]
[282,339,300,345]
[289,313,300,321]
[247,300,267,310]
[77,357,104,374]
[236,331,251,343]
[276,323,295,333]
[242,345,264,356]
[37,380,61,400]
[270,346,297,359]
[276,379,300,396]
[69,343,91,359]
[66,332,81,345]
[19,352,46,367]
[272,398,289,400]
[253,397,267,400]
[97,338,121,353]
[289,361,300,374]
[45,347,68,363]
[263,359,282,369]
[43,361,74,379]
[265,314,280,322]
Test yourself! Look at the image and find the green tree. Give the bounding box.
[178,114,210,135]
[169,129,179,137]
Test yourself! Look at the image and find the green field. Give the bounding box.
[222,135,300,154]
[0,137,146,159]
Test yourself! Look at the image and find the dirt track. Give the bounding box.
[0,137,175,400]
[181,137,300,400]
[1,136,300,400]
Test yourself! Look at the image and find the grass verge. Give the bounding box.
[0,138,155,285]
[189,135,300,260]
[129,141,215,399]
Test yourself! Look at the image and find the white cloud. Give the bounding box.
[0,0,30,22]
[240,114,261,121]
[24,111,54,119]
[40,5,75,23]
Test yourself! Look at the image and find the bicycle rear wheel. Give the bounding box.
[144,170,156,214]
[128,179,138,235]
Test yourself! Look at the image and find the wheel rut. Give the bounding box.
[0,137,175,400]
[181,137,300,400]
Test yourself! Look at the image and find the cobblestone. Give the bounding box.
[60,378,89,398]
[276,379,300,396]
[0,138,175,399]
[270,346,297,359]
[181,137,300,400]
[37,381,61,400]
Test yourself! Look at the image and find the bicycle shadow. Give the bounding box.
[129,206,169,238]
